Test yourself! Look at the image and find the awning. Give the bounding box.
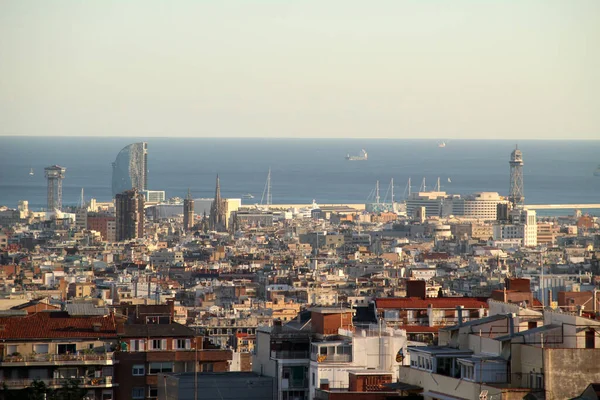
[422,391,469,400]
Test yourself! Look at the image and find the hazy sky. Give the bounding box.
[1,1,598,139]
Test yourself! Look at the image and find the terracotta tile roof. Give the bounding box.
[0,311,118,340]
[375,297,489,310]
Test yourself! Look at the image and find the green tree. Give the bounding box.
[50,379,87,400]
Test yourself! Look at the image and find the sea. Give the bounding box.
[0,137,599,216]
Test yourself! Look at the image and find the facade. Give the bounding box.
[493,208,537,247]
[143,190,166,203]
[253,308,412,400]
[112,142,148,197]
[0,311,119,400]
[452,192,508,220]
[233,210,274,228]
[115,189,145,241]
[537,222,558,246]
[88,213,117,242]
[254,320,312,400]
[157,372,275,400]
[406,192,457,219]
[115,322,232,400]
[308,325,408,400]
[183,191,194,231]
[399,300,600,400]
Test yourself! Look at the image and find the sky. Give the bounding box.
[0,1,598,140]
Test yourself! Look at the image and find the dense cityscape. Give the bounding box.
[0,141,598,400]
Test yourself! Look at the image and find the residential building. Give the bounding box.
[157,372,275,400]
[0,311,119,400]
[115,189,145,241]
[399,299,600,399]
[115,322,232,400]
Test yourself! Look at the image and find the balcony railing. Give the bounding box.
[0,376,116,389]
[270,350,309,360]
[310,353,352,363]
[1,353,115,364]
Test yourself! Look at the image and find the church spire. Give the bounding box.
[214,174,221,203]
[209,174,225,231]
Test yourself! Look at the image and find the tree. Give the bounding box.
[50,379,87,400]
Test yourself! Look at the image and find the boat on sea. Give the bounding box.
[346,149,368,161]
[242,193,254,199]
[594,165,600,177]
[438,141,446,148]
[29,168,34,176]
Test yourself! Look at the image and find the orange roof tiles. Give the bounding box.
[0,312,119,340]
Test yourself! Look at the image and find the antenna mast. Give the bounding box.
[79,188,85,209]
[375,180,380,204]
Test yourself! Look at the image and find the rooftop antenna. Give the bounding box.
[435,177,441,192]
[390,178,394,205]
[403,177,412,200]
[375,180,380,204]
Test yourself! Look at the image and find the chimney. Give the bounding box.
[576,305,584,316]
[456,306,464,326]
[508,313,516,337]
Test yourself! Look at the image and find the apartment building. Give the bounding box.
[115,322,232,400]
[0,311,120,400]
[399,300,600,400]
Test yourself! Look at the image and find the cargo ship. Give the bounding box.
[346,149,368,161]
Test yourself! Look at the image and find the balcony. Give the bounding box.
[0,376,118,390]
[0,353,117,366]
[310,353,352,363]
[270,350,309,360]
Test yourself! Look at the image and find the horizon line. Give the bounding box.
[1,135,598,141]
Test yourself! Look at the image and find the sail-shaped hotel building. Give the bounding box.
[111,142,148,197]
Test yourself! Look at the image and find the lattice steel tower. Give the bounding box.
[44,165,66,211]
[509,146,524,208]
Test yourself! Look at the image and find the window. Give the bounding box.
[132,387,145,399]
[462,365,474,381]
[174,339,191,350]
[202,363,213,372]
[132,364,145,376]
[586,329,596,349]
[150,339,167,350]
[312,372,315,386]
[148,387,158,398]
[57,344,77,355]
[7,345,17,355]
[149,362,173,374]
[33,344,49,354]
[130,340,145,352]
